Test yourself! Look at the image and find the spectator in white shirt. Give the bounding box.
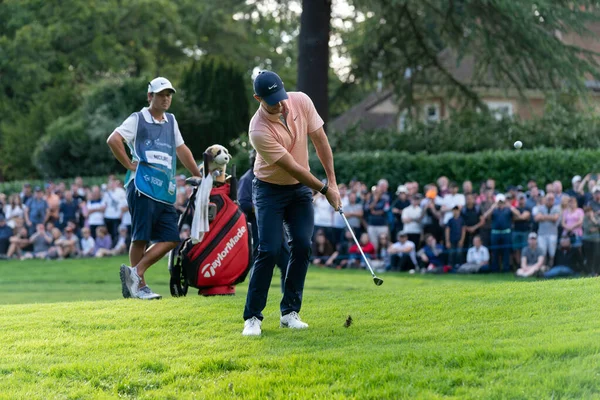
[102,178,126,241]
[313,191,334,244]
[331,184,350,247]
[440,182,466,226]
[401,194,423,248]
[343,191,364,236]
[85,186,106,239]
[80,227,96,257]
[387,231,417,271]
[457,235,490,273]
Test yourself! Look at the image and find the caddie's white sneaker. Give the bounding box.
[242,317,262,336]
[280,312,308,329]
[123,266,142,297]
[137,286,162,300]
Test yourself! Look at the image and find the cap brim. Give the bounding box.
[151,85,176,94]
[262,89,288,106]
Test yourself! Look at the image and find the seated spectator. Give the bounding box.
[387,231,417,272]
[372,232,391,271]
[22,223,53,260]
[57,226,80,258]
[515,232,546,277]
[544,236,583,279]
[348,232,376,269]
[417,234,446,273]
[445,206,466,268]
[311,229,335,266]
[46,228,65,260]
[457,235,490,273]
[0,215,13,258]
[329,230,352,269]
[94,226,113,255]
[96,225,129,257]
[561,196,584,248]
[7,227,30,259]
[80,227,96,257]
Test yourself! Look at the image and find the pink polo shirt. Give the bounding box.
[249,91,324,185]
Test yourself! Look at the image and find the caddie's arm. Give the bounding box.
[308,127,337,189]
[176,144,202,177]
[107,132,137,172]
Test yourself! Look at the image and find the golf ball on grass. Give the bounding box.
[514,141,523,149]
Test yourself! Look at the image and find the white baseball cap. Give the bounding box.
[496,193,506,202]
[148,77,176,94]
[572,175,582,184]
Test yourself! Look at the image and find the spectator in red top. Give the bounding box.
[348,232,376,269]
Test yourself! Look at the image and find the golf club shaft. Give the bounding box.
[339,211,377,277]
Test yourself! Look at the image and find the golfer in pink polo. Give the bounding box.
[242,71,341,336]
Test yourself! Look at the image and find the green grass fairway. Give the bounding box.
[2,257,600,399]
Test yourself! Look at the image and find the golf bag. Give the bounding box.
[169,162,253,297]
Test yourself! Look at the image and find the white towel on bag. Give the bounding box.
[191,173,214,244]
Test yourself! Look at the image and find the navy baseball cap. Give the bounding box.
[253,71,288,106]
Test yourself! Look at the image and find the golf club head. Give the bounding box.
[373,276,384,286]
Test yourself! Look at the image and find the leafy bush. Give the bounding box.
[328,98,600,154]
[309,148,600,191]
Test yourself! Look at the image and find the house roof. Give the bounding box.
[329,89,395,133]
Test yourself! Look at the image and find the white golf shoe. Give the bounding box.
[280,312,308,329]
[137,286,162,300]
[242,317,262,336]
[123,266,142,298]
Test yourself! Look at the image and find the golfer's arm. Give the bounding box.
[308,127,337,187]
[274,153,326,192]
[176,144,202,177]
[107,132,134,171]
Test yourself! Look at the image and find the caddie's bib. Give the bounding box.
[132,112,177,204]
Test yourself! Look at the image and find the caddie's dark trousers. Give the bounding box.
[243,178,314,321]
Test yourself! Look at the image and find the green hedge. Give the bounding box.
[309,149,600,190]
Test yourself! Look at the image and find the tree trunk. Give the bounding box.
[297,0,331,129]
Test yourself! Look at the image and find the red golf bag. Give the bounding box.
[169,165,253,297]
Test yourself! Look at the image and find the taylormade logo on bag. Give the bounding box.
[201,226,246,278]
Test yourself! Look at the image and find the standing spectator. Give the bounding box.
[566,175,585,208]
[94,226,113,255]
[313,191,334,244]
[440,182,466,227]
[421,186,444,243]
[366,179,391,253]
[445,206,466,267]
[515,232,546,278]
[401,194,423,248]
[533,194,561,267]
[512,194,533,267]
[553,180,564,206]
[588,185,600,214]
[0,215,13,258]
[583,205,600,276]
[387,231,417,271]
[20,183,33,205]
[482,194,515,272]
[462,180,473,196]
[437,176,449,197]
[58,190,80,230]
[545,183,555,197]
[391,185,410,239]
[80,227,96,257]
[348,232,376,268]
[4,194,26,229]
[103,179,126,241]
[561,196,584,248]
[475,182,489,205]
[330,184,349,247]
[86,186,106,239]
[461,193,483,248]
[486,178,497,194]
[343,191,364,237]
[25,187,48,234]
[45,184,61,226]
[418,234,446,273]
[457,235,490,273]
[544,236,583,278]
[526,186,542,210]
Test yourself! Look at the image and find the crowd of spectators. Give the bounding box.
[311,174,600,279]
